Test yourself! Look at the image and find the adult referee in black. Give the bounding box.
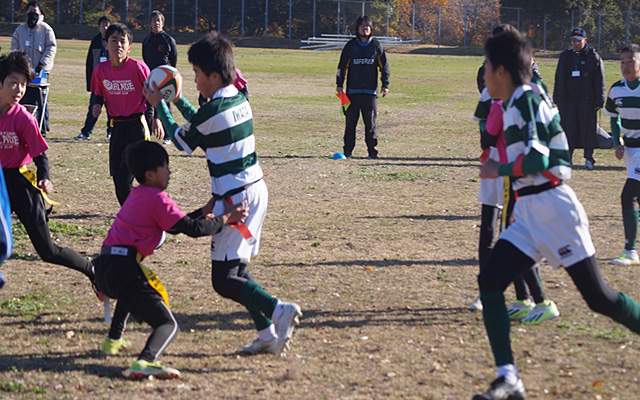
[336,15,390,159]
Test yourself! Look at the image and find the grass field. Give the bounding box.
[0,37,639,399]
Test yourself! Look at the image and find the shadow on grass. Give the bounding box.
[0,351,126,378]
[267,258,476,268]
[362,214,477,221]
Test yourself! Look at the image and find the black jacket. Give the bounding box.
[142,31,177,71]
[553,44,605,110]
[336,38,390,95]
[85,33,108,92]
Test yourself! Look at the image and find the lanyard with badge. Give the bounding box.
[100,38,107,63]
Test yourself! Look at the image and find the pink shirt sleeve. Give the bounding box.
[154,190,187,231]
[486,100,504,136]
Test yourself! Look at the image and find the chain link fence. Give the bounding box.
[0,0,636,52]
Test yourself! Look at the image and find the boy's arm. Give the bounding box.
[33,153,50,181]
[167,210,224,238]
[611,116,621,147]
[336,43,350,90]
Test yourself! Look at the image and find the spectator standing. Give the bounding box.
[11,1,56,137]
[336,15,390,159]
[76,16,112,141]
[553,28,606,170]
[142,10,177,144]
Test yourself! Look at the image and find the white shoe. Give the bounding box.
[241,337,278,355]
[610,249,640,266]
[522,300,560,325]
[507,300,534,320]
[469,296,483,311]
[273,302,302,357]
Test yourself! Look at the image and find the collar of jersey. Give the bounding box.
[212,84,239,100]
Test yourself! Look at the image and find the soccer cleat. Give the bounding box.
[522,300,559,325]
[75,132,91,140]
[610,249,640,266]
[241,337,279,355]
[102,337,131,355]
[129,360,180,379]
[473,376,526,400]
[273,302,302,357]
[367,155,379,160]
[469,295,483,311]
[163,138,172,145]
[507,300,534,320]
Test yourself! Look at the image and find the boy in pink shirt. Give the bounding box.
[91,23,154,206]
[94,140,248,379]
[0,50,99,297]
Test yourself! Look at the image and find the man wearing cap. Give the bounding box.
[553,27,606,170]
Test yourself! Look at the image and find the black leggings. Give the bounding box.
[211,259,254,300]
[478,204,500,270]
[479,239,619,317]
[621,178,640,212]
[3,168,93,279]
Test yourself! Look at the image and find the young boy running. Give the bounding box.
[94,140,248,379]
[0,50,98,297]
[144,32,302,357]
[91,23,153,206]
[606,44,640,266]
[474,30,640,400]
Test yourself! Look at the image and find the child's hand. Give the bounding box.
[616,145,625,160]
[201,196,216,217]
[92,104,101,118]
[479,159,500,179]
[152,118,165,140]
[223,200,249,225]
[172,74,183,104]
[37,179,53,194]
[143,82,163,107]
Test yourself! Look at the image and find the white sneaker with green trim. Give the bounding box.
[610,249,640,266]
[507,299,534,320]
[522,300,559,325]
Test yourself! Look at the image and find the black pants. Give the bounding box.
[479,240,619,317]
[94,254,178,362]
[109,117,147,206]
[344,93,378,158]
[3,168,93,279]
[211,259,254,301]
[560,102,598,162]
[21,84,49,134]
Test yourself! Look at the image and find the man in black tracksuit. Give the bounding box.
[553,27,606,170]
[142,10,177,143]
[336,15,390,159]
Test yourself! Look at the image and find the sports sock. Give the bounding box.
[496,364,519,385]
[613,292,640,334]
[480,290,514,366]
[257,324,277,341]
[238,280,278,331]
[622,209,638,251]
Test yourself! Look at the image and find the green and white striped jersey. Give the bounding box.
[473,87,492,121]
[501,84,572,191]
[604,79,640,147]
[173,85,263,197]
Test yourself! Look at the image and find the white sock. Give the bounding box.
[271,300,284,321]
[257,324,277,341]
[496,364,519,385]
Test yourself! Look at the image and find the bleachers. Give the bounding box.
[301,34,420,50]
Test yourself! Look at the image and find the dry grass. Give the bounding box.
[0,38,639,399]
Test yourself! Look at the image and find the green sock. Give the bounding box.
[480,290,514,366]
[613,292,640,334]
[622,209,638,251]
[238,280,278,331]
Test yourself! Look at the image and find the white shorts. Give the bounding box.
[477,148,504,207]
[625,147,640,181]
[210,179,268,263]
[499,184,595,269]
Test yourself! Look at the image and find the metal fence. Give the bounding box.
[1,0,637,52]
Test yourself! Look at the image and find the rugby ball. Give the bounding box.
[146,65,181,102]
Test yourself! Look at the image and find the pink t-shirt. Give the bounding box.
[486,100,507,163]
[103,185,186,258]
[91,57,150,117]
[0,104,48,168]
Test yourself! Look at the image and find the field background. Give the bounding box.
[0,37,638,399]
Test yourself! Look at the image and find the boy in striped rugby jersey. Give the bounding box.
[606,45,640,266]
[144,32,302,357]
[473,30,640,400]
